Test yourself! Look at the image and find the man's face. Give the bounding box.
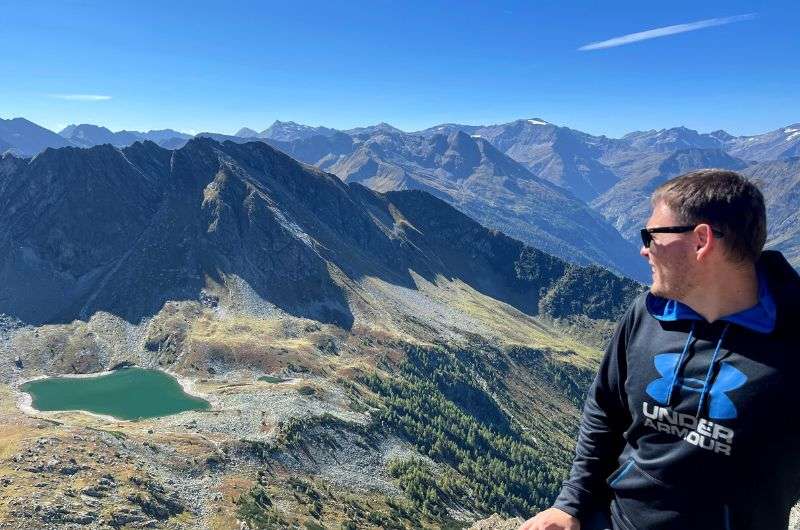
[640,201,700,301]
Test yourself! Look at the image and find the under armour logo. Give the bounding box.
[646,353,747,420]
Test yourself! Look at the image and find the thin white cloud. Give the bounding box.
[48,94,112,101]
[579,13,757,51]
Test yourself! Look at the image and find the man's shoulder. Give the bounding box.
[620,290,651,326]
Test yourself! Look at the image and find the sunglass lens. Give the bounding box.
[640,229,652,248]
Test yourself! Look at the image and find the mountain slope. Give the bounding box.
[271,128,647,281]
[622,126,724,153]
[742,157,800,268]
[726,123,800,161]
[417,119,621,202]
[591,148,749,244]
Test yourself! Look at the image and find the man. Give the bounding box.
[520,169,800,530]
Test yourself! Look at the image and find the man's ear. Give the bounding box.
[695,224,714,261]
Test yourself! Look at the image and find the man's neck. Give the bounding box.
[681,262,759,323]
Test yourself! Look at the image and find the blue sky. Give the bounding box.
[1,0,797,137]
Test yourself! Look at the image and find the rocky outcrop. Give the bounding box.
[470,514,524,529]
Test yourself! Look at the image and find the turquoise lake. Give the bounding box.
[20,367,211,420]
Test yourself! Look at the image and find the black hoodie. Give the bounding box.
[553,250,800,529]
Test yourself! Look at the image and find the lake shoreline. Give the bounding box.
[15,366,211,422]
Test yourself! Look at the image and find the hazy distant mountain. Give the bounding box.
[592,148,749,244]
[622,126,724,153]
[414,123,482,137]
[260,120,340,141]
[726,123,800,161]
[235,127,260,138]
[265,132,355,169]
[59,124,140,148]
[344,122,405,137]
[742,157,800,268]
[0,117,72,156]
[60,124,191,148]
[197,131,258,143]
[709,129,735,143]
[138,129,192,143]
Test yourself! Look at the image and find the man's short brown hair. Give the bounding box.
[652,169,767,263]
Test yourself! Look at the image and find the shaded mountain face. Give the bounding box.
[0,117,72,156]
[591,148,749,244]
[59,124,191,148]
[266,128,648,281]
[742,157,800,268]
[0,138,641,327]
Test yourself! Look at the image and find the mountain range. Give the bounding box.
[59,123,191,148]
[2,115,799,272]
[0,137,639,328]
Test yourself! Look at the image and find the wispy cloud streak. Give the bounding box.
[579,13,757,51]
[48,94,112,101]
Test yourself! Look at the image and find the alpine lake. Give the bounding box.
[20,367,210,420]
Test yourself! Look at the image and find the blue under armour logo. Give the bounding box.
[646,353,747,420]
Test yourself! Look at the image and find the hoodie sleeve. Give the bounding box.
[552,303,634,521]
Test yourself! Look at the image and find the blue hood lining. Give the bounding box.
[646,269,776,334]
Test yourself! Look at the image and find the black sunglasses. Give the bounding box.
[640,225,724,248]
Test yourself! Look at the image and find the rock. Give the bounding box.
[469,514,525,530]
[128,476,184,520]
[62,512,97,525]
[81,486,107,498]
[109,508,150,527]
[110,360,135,370]
[81,477,115,498]
[59,465,82,475]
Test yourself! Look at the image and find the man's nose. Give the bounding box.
[640,245,649,259]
